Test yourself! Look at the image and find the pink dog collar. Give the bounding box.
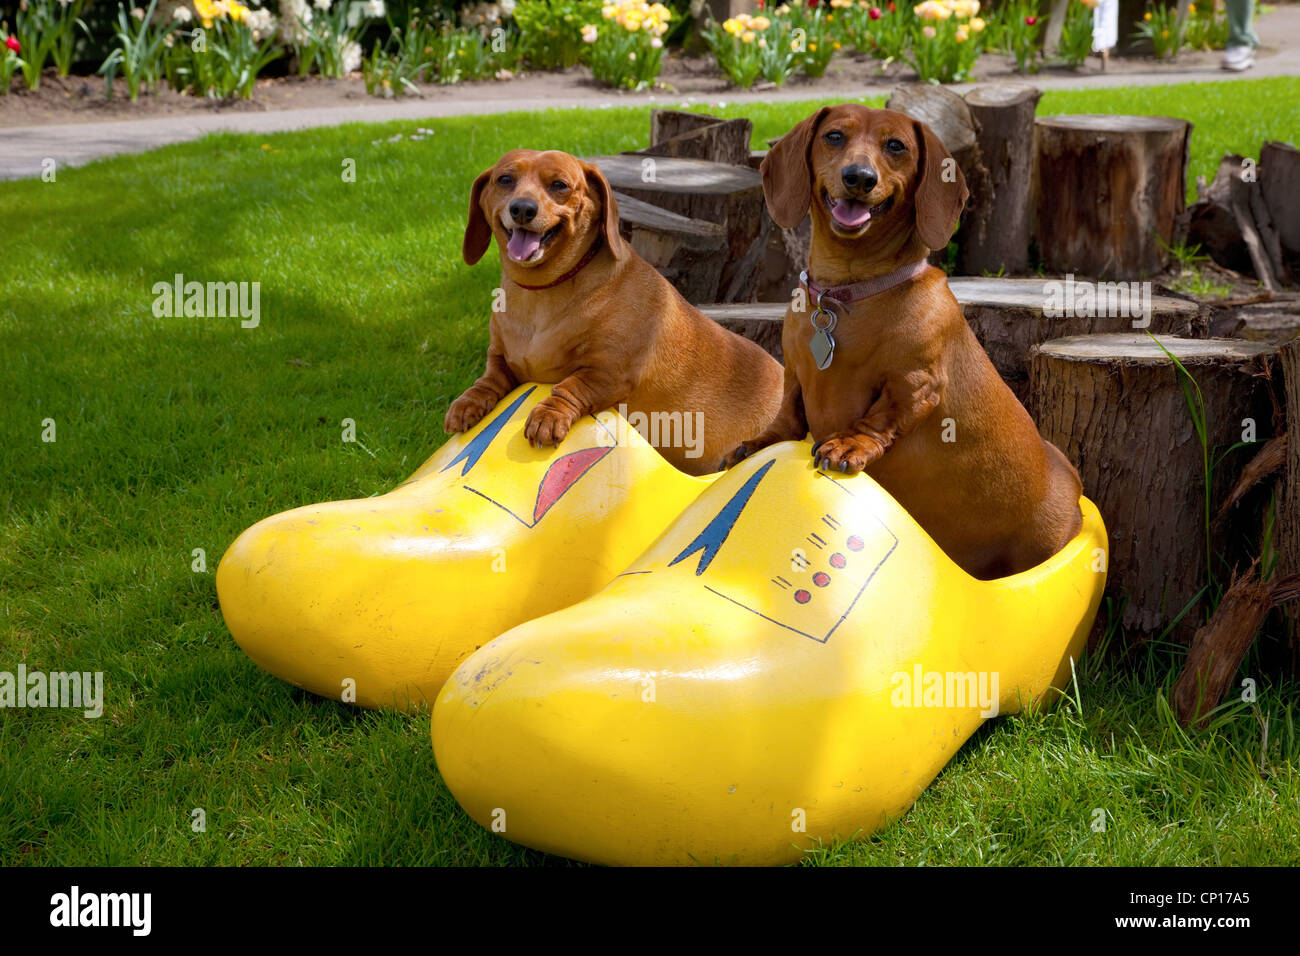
[798,258,932,308]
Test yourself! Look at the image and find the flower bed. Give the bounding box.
[0,0,1243,102]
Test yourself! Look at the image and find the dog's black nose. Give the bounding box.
[841,164,878,193]
[509,199,538,225]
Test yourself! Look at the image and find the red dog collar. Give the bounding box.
[512,237,604,291]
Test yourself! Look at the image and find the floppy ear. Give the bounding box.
[581,161,630,261]
[761,106,830,229]
[462,168,494,265]
[912,120,969,253]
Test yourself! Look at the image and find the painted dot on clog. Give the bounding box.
[847,535,864,551]
[830,552,846,568]
[813,572,831,587]
[794,589,811,604]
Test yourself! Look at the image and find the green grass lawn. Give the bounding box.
[3,78,1299,866]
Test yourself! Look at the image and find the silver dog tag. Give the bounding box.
[809,327,835,370]
[808,299,838,371]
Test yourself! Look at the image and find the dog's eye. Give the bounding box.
[823,130,845,146]
[496,174,514,186]
[885,138,906,153]
[550,180,569,192]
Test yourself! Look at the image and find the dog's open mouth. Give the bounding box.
[823,190,894,232]
[505,224,562,263]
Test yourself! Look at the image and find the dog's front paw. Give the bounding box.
[719,441,759,471]
[444,389,499,434]
[524,397,577,447]
[812,433,886,475]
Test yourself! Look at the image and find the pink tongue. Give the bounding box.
[507,228,542,261]
[832,199,872,228]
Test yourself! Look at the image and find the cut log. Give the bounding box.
[644,110,753,168]
[886,84,991,262]
[947,276,1205,404]
[1261,141,1300,261]
[590,153,768,303]
[1031,333,1277,636]
[1189,154,1290,290]
[1035,115,1191,280]
[959,84,1041,276]
[614,191,728,305]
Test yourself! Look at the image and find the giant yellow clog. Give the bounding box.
[217,384,712,710]
[432,441,1107,865]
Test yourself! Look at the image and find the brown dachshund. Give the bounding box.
[449,148,783,476]
[724,105,1082,578]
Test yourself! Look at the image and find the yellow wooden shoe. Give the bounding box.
[217,384,712,711]
[432,441,1107,865]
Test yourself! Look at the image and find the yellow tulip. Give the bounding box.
[723,17,741,33]
[1143,11,1152,19]
[970,15,985,31]
[751,15,770,29]
[742,29,756,42]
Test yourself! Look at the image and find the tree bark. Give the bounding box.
[1031,333,1277,636]
[1035,115,1191,280]
[959,84,1041,276]
[1261,142,1300,262]
[1281,338,1300,660]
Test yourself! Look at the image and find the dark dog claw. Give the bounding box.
[839,461,848,473]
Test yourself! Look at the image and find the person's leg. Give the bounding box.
[1222,0,1258,70]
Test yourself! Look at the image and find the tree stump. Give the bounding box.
[947,276,1206,405]
[1261,142,1300,266]
[643,110,753,168]
[589,153,768,302]
[959,85,1040,276]
[1188,154,1290,290]
[613,192,729,305]
[1035,115,1192,280]
[1031,334,1277,636]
